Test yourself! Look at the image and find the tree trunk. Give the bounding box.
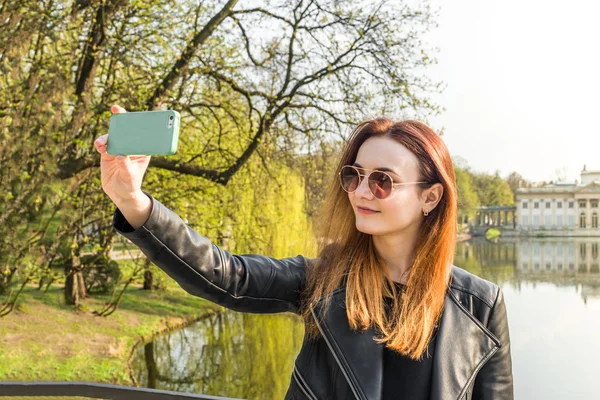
[143,267,153,291]
[144,342,158,388]
[64,255,87,306]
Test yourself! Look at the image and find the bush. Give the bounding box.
[485,228,501,241]
[81,255,121,294]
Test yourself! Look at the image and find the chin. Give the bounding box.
[355,220,386,236]
[355,217,414,237]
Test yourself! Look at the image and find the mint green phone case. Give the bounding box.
[107,110,180,156]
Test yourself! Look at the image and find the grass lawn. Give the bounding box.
[0,281,220,397]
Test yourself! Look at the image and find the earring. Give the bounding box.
[423,208,429,217]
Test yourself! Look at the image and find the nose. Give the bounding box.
[354,175,374,200]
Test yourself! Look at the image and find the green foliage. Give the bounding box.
[295,142,343,221]
[81,257,121,294]
[453,160,518,227]
[129,310,304,399]
[145,154,316,259]
[472,172,515,207]
[455,165,481,222]
[485,228,501,241]
[454,240,515,286]
[1,0,438,313]
[0,284,217,384]
[146,264,170,291]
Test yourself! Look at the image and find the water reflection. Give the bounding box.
[130,311,303,399]
[455,238,600,304]
[132,238,600,399]
[456,238,600,399]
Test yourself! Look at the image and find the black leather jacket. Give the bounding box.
[113,194,514,400]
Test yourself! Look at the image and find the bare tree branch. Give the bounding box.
[145,0,239,110]
[52,0,439,186]
[75,0,127,98]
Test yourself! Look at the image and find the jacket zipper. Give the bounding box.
[311,309,364,400]
[458,344,500,400]
[449,291,502,400]
[292,365,318,400]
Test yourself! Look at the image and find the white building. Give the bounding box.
[516,167,600,236]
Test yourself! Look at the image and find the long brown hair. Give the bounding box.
[301,118,457,360]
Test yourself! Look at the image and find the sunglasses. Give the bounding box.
[339,165,428,199]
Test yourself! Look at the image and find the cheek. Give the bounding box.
[383,193,421,219]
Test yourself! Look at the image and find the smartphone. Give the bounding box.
[107,110,180,156]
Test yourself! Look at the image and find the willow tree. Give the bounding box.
[1,0,440,309]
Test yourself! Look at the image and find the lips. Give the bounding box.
[357,206,379,212]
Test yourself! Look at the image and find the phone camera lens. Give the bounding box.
[169,115,174,121]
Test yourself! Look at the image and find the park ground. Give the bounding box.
[0,280,218,400]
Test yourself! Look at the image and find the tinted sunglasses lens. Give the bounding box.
[369,171,392,199]
[340,167,360,192]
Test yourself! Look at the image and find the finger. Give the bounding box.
[111,104,127,114]
[100,151,116,161]
[94,137,108,154]
[96,144,116,160]
[95,143,107,154]
[94,134,109,146]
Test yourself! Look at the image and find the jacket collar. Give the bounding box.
[312,286,500,400]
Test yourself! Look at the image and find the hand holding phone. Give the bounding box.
[94,105,153,207]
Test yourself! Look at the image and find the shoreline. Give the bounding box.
[126,309,219,385]
[457,232,472,242]
[0,283,219,386]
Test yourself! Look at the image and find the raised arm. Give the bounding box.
[94,105,307,314]
[113,193,308,314]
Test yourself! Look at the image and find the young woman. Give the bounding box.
[95,105,514,400]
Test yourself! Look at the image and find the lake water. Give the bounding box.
[130,238,600,399]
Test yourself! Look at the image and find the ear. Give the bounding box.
[421,183,444,213]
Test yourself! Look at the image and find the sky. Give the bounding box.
[422,0,600,183]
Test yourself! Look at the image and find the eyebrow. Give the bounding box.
[353,163,402,177]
